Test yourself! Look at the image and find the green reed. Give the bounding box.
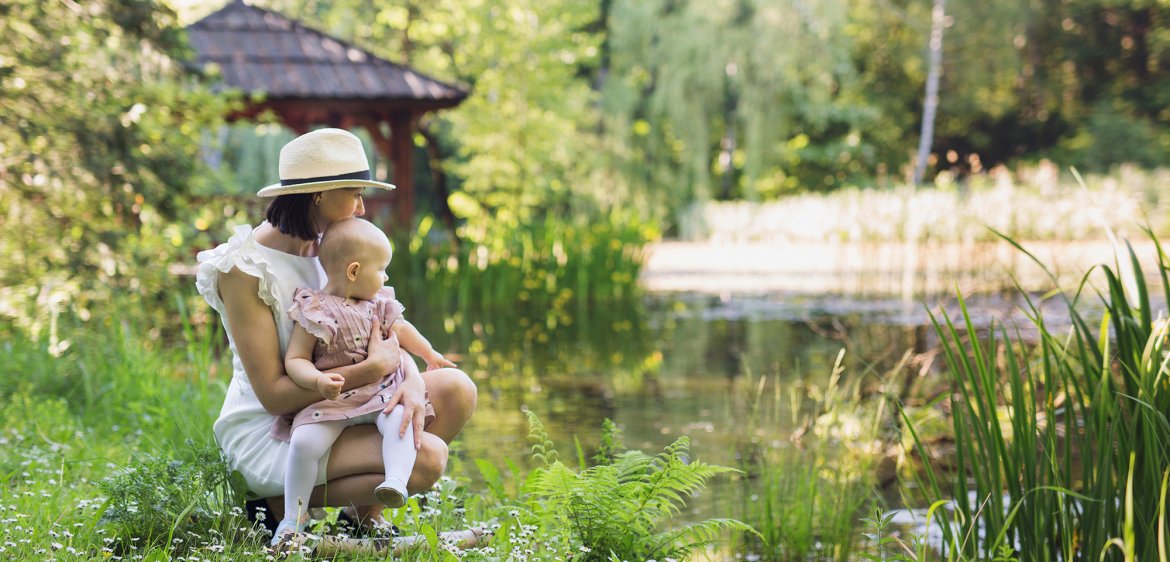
[906,229,1170,560]
[386,210,655,314]
[734,350,888,560]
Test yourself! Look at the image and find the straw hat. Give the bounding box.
[257,128,396,197]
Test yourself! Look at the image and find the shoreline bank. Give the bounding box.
[640,239,1162,297]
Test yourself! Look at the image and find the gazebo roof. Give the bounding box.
[187,0,467,111]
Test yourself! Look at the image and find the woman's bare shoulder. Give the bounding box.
[218,266,262,301]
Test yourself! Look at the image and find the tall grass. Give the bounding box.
[735,350,890,560]
[386,210,655,314]
[906,230,1170,560]
[680,165,1169,244]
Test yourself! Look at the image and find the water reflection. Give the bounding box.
[403,294,959,518]
[399,291,1107,549]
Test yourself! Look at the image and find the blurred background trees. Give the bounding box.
[2,0,1168,332]
[0,0,231,336]
[256,0,1170,217]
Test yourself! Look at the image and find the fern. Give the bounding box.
[592,418,624,466]
[523,413,757,561]
[525,408,559,467]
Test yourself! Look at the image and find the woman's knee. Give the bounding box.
[408,433,448,494]
[430,368,478,414]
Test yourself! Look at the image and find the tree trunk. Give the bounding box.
[913,0,946,185]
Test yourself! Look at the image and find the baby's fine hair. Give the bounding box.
[318,218,392,275]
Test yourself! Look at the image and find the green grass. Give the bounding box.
[732,350,892,561]
[904,229,1170,560]
[0,296,747,561]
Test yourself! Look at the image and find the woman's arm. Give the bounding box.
[285,325,344,399]
[218,268,382,415]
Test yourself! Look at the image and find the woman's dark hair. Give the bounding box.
[265,193,318,240]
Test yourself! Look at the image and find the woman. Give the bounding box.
[195,128,476,530]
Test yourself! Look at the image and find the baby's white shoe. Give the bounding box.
[374,476,409,508]
[269,517,301,547]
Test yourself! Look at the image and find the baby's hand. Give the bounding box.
[422,350,457,372]
[317,372,345,399]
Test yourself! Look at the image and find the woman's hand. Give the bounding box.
[364,318,402,376]
[383,359,427,449]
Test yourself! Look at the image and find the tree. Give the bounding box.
[0,0,231,335]
[262,0,607,228]
[913,0,946,185]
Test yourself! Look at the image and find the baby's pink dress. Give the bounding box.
[271,286,435,441]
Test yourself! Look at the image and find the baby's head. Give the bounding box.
[319,218,392,301]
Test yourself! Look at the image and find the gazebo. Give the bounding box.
[186,0,468,226]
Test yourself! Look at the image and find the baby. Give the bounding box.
[270,217,453,545]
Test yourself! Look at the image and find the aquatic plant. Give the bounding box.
[905,229,1170,560]
[388,210,656,313]
[735,351,890,561]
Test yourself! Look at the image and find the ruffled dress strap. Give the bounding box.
[287,288,338,345]
[375,286,406,336]
[195,223,282,314]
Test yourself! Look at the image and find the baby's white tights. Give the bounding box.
[374,405,417,491]
[282,406,417,529]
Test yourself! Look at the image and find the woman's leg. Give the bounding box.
[420,367,477,442]
[263,369,472,516]
[263,426,448,519]
[283,421,346,527]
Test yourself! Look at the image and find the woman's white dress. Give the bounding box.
[195,222,330,498]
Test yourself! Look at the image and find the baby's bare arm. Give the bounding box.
[284,324,343,398]
[392,319,456,371]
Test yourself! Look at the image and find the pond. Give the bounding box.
[406,290,1083,538]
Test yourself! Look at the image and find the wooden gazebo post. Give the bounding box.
[360,112,417,228]
[187,1,468,228]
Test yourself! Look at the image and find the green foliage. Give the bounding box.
[1056,104,1170,172]
[603,0,873,206]
[0,0,234,337]
[522,410,755,561]
[592,418,624,466]
[732,352,885,561]
[386,209,656,311]
[907,229,1170,560]
[97,450,242,554]
[261,0,611,224]
[0,296,226,440]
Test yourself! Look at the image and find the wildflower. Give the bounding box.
[579,545,592,553]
